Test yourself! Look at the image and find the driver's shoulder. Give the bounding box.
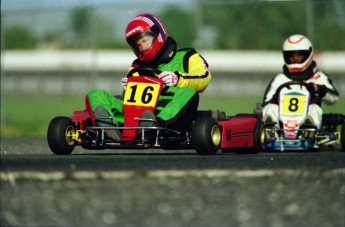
[308,70,329,82]
[272,73,291,84]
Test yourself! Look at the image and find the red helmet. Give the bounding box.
[125,14,168,63]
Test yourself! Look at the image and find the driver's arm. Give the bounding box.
[312,72,339,105]
[176,53,211,93]
[262,74,289,106]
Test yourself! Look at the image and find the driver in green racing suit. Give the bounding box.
[85,14,211,139]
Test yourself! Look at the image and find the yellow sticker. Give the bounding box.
[281,95,307,115]
[123,81,161,107]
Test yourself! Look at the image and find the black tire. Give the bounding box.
[47,117,76,155]
[192,117,221,155]
[341,121,345,152]
[246,116,264,154]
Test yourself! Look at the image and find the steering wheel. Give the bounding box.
[127,67,162,78]
[274,81,314,98]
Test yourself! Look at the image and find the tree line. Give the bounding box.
[3,1,345,51]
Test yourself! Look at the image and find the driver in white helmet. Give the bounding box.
[262,34,339,130]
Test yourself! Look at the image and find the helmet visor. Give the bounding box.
[283,50,310,64]
[128,31,157,57]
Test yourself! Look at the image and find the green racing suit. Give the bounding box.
[85,48,211,130]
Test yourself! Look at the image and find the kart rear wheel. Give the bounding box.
[193,117,221,155]
[341,121,345,152]
[47,117,77,155]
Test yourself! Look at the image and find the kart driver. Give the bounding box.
[85,14,211,139]
[262,34,339,131]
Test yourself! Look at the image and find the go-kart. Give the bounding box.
[257,81,344,151]
[47,67,263,155]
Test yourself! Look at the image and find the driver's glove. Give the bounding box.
[305,83,327,98]
[121,77,128,90]
[158,72,179,86]
[315,84,328,98]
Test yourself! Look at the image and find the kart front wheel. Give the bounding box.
[47,117,77,155]
[253,117,264,153]
[193,117,221,155]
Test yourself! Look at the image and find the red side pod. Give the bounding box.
[70,110,92,130]
[218,116,257,149]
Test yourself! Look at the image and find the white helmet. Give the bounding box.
[282,34,314,73]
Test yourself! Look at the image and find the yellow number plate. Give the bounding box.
[281,95,307,115]
[123,81,161,107]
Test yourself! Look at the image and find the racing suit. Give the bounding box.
[86,37,211,131]
[262,61,339,128]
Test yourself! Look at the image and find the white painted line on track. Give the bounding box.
[146,169,276,178]
[1,168,344,183]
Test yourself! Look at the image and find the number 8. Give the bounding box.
[289,98,298,112]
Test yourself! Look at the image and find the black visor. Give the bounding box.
[283,49,312,64]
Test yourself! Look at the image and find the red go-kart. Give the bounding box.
[47,67,263,155]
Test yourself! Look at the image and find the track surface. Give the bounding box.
[1,137,345,227]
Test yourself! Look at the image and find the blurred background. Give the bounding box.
[1,0,345,136]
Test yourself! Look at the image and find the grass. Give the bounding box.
[1,95,85,137]
[1,94,344,137]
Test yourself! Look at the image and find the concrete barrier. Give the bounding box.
[2,50,345,73]
[1,50,344,96]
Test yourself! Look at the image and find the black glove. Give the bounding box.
[315,85,328,98]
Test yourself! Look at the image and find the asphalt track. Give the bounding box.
[1,137,345,227]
